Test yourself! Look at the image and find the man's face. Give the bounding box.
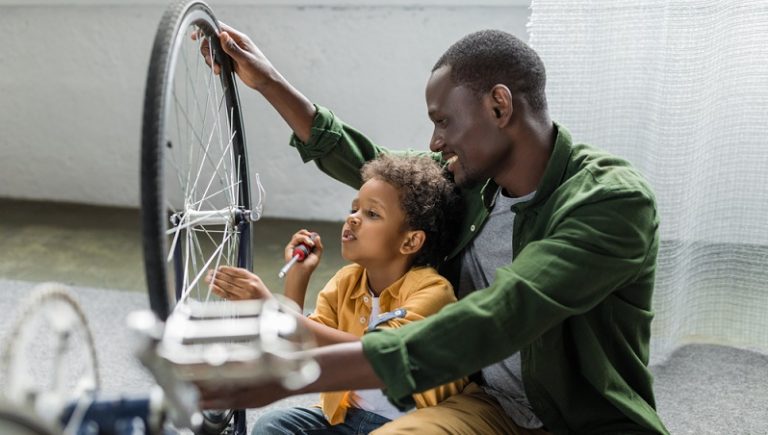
[426,66,508,188]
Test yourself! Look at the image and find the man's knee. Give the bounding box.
[371,408,457,435]
[370,384,522,435]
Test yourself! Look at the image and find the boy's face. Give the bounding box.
[341,178,410,268]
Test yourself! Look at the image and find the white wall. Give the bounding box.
[0,1,530,221]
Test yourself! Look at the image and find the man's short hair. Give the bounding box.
[433,29,547,112]
[361,154,460,268]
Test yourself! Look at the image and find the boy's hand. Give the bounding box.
[206,266,272,300]
[197,22,277,92]
[285,230,323,276]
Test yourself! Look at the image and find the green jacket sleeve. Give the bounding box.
[289,105,439,189]
[361,187,659,406]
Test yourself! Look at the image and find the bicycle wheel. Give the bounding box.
[141,0,253,321]
[141,2,253,433]
[0,284,99,433]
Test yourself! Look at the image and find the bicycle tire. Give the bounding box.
[141,0,252,320]
[140,2,251,434]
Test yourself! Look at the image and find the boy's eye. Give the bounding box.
[366,209,379,218]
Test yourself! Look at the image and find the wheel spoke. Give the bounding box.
[188,179,242,210]
[195,130,237,213]
[186,91,230,211]
[177,229,232,305]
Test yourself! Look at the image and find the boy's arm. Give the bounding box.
[370,271,468,404]
[280,263,361,347]
[205,266,359,345]
[297,317,359,347]
[283,271,311,311]
[372,272,456,330]
[206,266,359,346]
[303,268,362,346]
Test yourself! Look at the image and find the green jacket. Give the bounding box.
[290,106,668,434]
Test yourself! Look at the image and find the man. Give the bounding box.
[201,25,669,434]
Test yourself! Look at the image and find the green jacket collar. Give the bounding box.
[479,122,573,213]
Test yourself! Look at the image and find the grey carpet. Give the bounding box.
[1,280,766,434]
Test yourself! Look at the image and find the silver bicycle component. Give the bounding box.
[0,399,58,435]
[128,296,320,431]
[0,283,100,430]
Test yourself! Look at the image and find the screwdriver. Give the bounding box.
[278,232,319,278]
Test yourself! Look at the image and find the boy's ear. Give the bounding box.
[400,230,426,256]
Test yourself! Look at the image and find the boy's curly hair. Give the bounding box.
[361,154,461,267]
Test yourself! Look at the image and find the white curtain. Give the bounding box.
[529,0,768,363]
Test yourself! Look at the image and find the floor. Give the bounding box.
[0,198,347,311]
[2,199,767,434]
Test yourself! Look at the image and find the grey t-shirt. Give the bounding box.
[457,188,544,429]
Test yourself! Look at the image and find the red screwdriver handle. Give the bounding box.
[292,232,318,262]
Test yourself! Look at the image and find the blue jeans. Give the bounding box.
[251,406,391,435]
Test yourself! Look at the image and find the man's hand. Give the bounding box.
[196,21,315,142]
[198,380,291,410]
[197,22,277,92]
[206,266,272,300]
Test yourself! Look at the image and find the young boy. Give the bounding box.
[206,154,466,434]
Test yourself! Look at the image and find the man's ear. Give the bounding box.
[400,230,426,256]
[488,84,513,127]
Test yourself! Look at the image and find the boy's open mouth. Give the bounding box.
[342,228,357,241]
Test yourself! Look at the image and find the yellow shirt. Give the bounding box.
[308,264,467,425]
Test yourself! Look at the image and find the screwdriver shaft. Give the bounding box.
[278,255,300,278]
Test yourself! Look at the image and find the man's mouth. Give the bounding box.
[445,155,459,172]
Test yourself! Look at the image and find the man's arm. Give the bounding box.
[204,23,315,142]
[204,24,440,189]
[199,342,383,410]
[361,189,660,403]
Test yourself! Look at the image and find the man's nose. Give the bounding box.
[429,131,444,152]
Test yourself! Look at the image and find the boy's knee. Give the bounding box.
[251,407,327,435]
[250,409,294,435]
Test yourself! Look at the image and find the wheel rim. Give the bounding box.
[142,1,253,322]
[141,2,253,433]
